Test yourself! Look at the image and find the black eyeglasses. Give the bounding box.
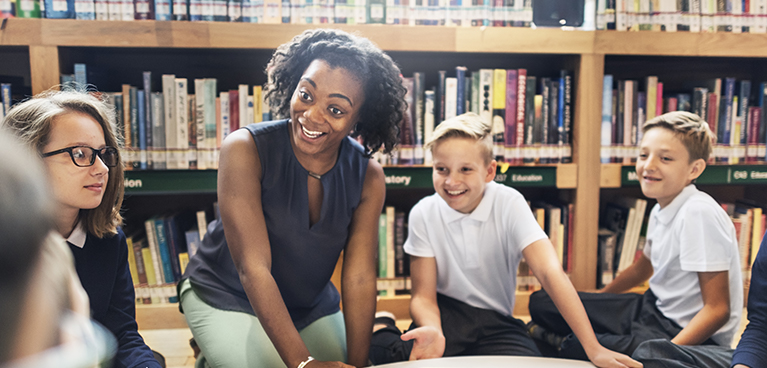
[42,146,119,167]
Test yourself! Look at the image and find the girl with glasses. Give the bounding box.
[2,89,163,368]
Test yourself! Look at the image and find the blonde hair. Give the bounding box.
[2,89,124,238]
[425,113,494,164]
[642,111,714,162]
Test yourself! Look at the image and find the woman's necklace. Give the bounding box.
[308,171,322,180]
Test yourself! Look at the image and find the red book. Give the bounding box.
[229,89,240,133]
[656,82,664,114]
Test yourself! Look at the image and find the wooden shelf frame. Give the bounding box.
[6,20,765,294]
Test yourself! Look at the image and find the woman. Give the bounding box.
[180,28,406,368]
[2,90,162,368]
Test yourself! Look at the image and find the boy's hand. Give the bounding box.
[400,326,445,360]
[587,346,643,368]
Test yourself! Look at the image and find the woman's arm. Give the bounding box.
[600,255,653,294]
[524,239,642,368]
[219,130,348,368]
[405,255,445,360]
[340,160,385,367]
[670,271,730,345]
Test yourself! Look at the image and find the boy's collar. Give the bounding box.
[438,181,496,223]
[654,184,698,224]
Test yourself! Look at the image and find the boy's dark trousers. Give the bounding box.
[528,289,718,360]
[370,293,540,365]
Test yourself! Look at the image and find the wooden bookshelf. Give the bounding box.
[5,20,766,320]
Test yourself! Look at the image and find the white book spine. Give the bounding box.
[445,77,457,120]
[162,75,177,169]
[238,84,249,129]
[175,78,190,170]
[220,91,231,141]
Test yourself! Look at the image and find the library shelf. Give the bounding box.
[122,164,579,194]
[600,164,767,188]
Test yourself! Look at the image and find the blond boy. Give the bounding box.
[370,113,639,368]
[529,111,743,362]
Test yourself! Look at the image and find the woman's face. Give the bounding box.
[289,59,366,158]
[41,112,109,213]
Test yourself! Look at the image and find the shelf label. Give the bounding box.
[124,170,217,194]
[622,165,767,186]
[494,167,556,187]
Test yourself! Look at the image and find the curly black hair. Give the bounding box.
[264,28,407,156]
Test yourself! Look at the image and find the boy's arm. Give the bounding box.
[670,270,730,345]
[600,254,653,294]
[404,255,446,360]
[524,239,642,368]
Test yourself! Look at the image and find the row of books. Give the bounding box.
[0,83,10,119]
[80,68,274,171]
[596,0,767,33]
[127,210,209,304]
[723,200,765,287]
[377,199,574,295]
[378,206,409,296]
[517,200,575,292]
[0,0,534,27]
[597,196,766,290]
[377,67,574,167]
[598,197,648,289]
[600,75,767,164]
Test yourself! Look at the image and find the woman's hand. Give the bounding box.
[587,346,643,368]
[401,326,446,361]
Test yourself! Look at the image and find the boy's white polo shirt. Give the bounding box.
[404,181,547,317]
[644,184,743,346]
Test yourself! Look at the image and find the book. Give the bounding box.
[491,69,506,162]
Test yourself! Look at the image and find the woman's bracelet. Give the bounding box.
[297,356,314,368]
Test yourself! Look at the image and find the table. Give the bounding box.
[371,356,596,367]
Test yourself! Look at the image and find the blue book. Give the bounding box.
[164,215,184,281]
[1,83,11,117]
[74,63,87,87]
[455,66,467,115]
[719,78,736,149]
[739,80,751,145]
[676,93,691,112]
[44,0,75,18]
[153,218,175,284]
[137,89,148,170]
[154,0,172,19]
[184,230,200,258]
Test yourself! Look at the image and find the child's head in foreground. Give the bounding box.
[637,111,714,208]
[425,113,497,214]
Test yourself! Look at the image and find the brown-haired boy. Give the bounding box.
[370,113,640,368]
[529,111,743,361]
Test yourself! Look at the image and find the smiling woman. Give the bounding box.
[179,28,407,368]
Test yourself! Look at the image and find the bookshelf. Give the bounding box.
[4,19,766,326]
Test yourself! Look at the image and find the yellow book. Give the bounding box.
[751,207,763,267]
[253,85,263,123]
[141,247,158,286]
[178,252,190,275]
[126,236,139,285]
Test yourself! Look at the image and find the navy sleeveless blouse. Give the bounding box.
[182,119,369,329]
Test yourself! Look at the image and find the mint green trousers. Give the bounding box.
[179,279,347,368]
